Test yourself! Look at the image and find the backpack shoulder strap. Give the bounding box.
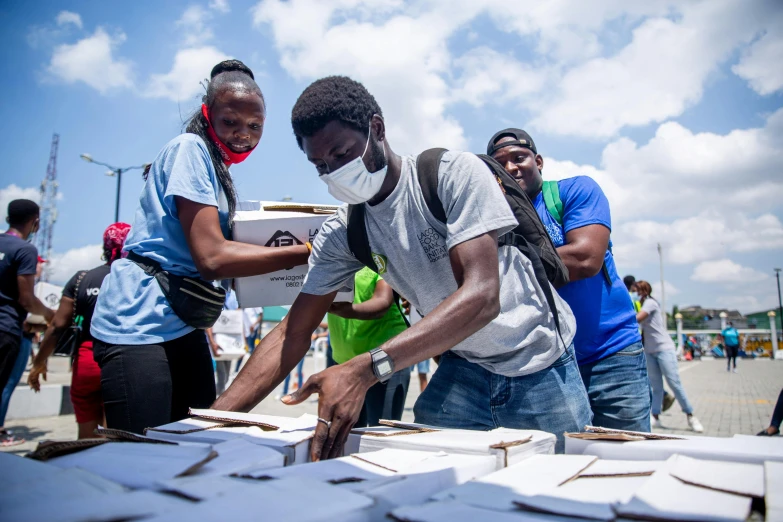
[416,148,449,223]
[542,180,564,226]
[346,204,376,273]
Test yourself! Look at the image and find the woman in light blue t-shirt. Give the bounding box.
[90,60,310,434]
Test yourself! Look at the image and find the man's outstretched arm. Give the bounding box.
[212,291,337,412]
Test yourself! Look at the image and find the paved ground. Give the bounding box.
[2,356,780,456]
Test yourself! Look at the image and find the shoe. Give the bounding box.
[662,393,675,412]
[652,417,664,429]
[688,416,704,433]
[732,368,738,373]
[757,428,780,436]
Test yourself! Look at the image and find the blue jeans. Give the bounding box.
[646,349,693,415]
[283,357,305,395]
[578,341,651,432]
[413,345,592,453]
[0,335,32,426]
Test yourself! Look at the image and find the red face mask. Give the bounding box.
[201,104,256,166]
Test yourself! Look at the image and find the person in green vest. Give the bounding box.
[327,267,410,427]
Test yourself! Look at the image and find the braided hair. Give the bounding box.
[182,59,264,225]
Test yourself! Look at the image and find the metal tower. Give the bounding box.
[36,134,59,282]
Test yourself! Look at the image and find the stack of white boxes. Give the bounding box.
[4,416,782,521]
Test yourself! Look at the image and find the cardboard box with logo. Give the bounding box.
[210,310,245,360]
[26,281,63,324]
[233,201,354,307]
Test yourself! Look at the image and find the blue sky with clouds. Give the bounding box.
[1,0,782,314]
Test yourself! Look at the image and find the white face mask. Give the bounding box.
[319,124,387,204]
[630,292,639,302]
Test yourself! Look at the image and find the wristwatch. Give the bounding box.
[370,348,394,383]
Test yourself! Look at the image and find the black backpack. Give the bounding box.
[346,148,570,332]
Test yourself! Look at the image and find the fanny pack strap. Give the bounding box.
[126,250,162,277]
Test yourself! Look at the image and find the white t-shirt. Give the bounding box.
[640,298,675,354]
[242,307,263,338]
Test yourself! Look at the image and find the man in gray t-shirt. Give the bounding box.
[216,76,591,458]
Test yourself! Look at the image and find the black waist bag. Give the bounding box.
[127,251,225,330]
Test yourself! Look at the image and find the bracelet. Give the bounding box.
[305,241,313,253]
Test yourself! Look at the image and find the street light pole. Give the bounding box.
[658,243,666,325]
[776,268,782,332]
[81,154,147,222]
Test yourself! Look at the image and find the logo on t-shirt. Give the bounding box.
[265,230,304,247]
[417,228,448,263]
[371,253,387,275]
[86,287,100,296]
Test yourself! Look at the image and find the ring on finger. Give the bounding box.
[317,417,332,429]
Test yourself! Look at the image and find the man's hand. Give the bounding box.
[212,344,223,357]
[28,361,47,392]
[281,353,376,461]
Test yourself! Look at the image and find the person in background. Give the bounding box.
[89,60,310,434]
[206,326,232,395]
[327,267,410,426]
[635,281,703,432]
[489,129,650,432]
[0,256,47,445]
[623,274,675,414]
[722,321,740,373]
[0,199,54,446]
[758,389,783,436]
[29,223,132,439]
[238,306,264,373]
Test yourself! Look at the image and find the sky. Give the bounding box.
[1,0,782,315]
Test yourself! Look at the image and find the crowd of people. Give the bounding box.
[0,59,772,453]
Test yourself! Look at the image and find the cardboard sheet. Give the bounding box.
[188,409,318,431]
[766,461,783,522]
[0,489,192,522]
[0,451,62,486]
[158,475,261,501]
[48,442,216,489]
[143,477,374,522]
[390,500,573,522]
[191,438,285,477]
[616,467,752,522]
[433,454,597,511]
[579,458,661,477]
[244,452,395,482]
[668,454,764,497]
[0,467,126,517]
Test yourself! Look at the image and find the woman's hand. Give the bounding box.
[28,361,47,392]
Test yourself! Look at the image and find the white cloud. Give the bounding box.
[177,5,214,46]
[530,0,777,137]
[252,0,479,154]
[732,28,783,95]
[612,211,783,267]
[0,185,41,224]
[692,259,769,283]
[47,28,134,94]
[144,46,230,102]
[716,294,779,314]
[56,11,83,29]
[47,244,103,286]
[210,0,230,13]
[652,280,681,299]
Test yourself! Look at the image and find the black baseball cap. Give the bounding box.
[486,128,537,156]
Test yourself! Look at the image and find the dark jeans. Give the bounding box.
[771,389,783,430]
[326,348,410,427]
[579,341,651,432]
[0,330,21,403]
[726,344,739,369]
[93,330,216,434]
[356,369,411,427]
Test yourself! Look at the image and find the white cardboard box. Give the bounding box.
[212,310,243,335]
[212,333,246,360]
[346,422,555,470]
[145,411,317,465]
[233,201,353,307]
[26,281,63,324]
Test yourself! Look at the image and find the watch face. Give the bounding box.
[377,360,392,376]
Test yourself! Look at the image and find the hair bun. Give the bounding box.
[210,59,254,80]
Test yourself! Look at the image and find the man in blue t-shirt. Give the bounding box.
[721,322,740,373]
[0,199,54,442]
[488,129,651,432]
